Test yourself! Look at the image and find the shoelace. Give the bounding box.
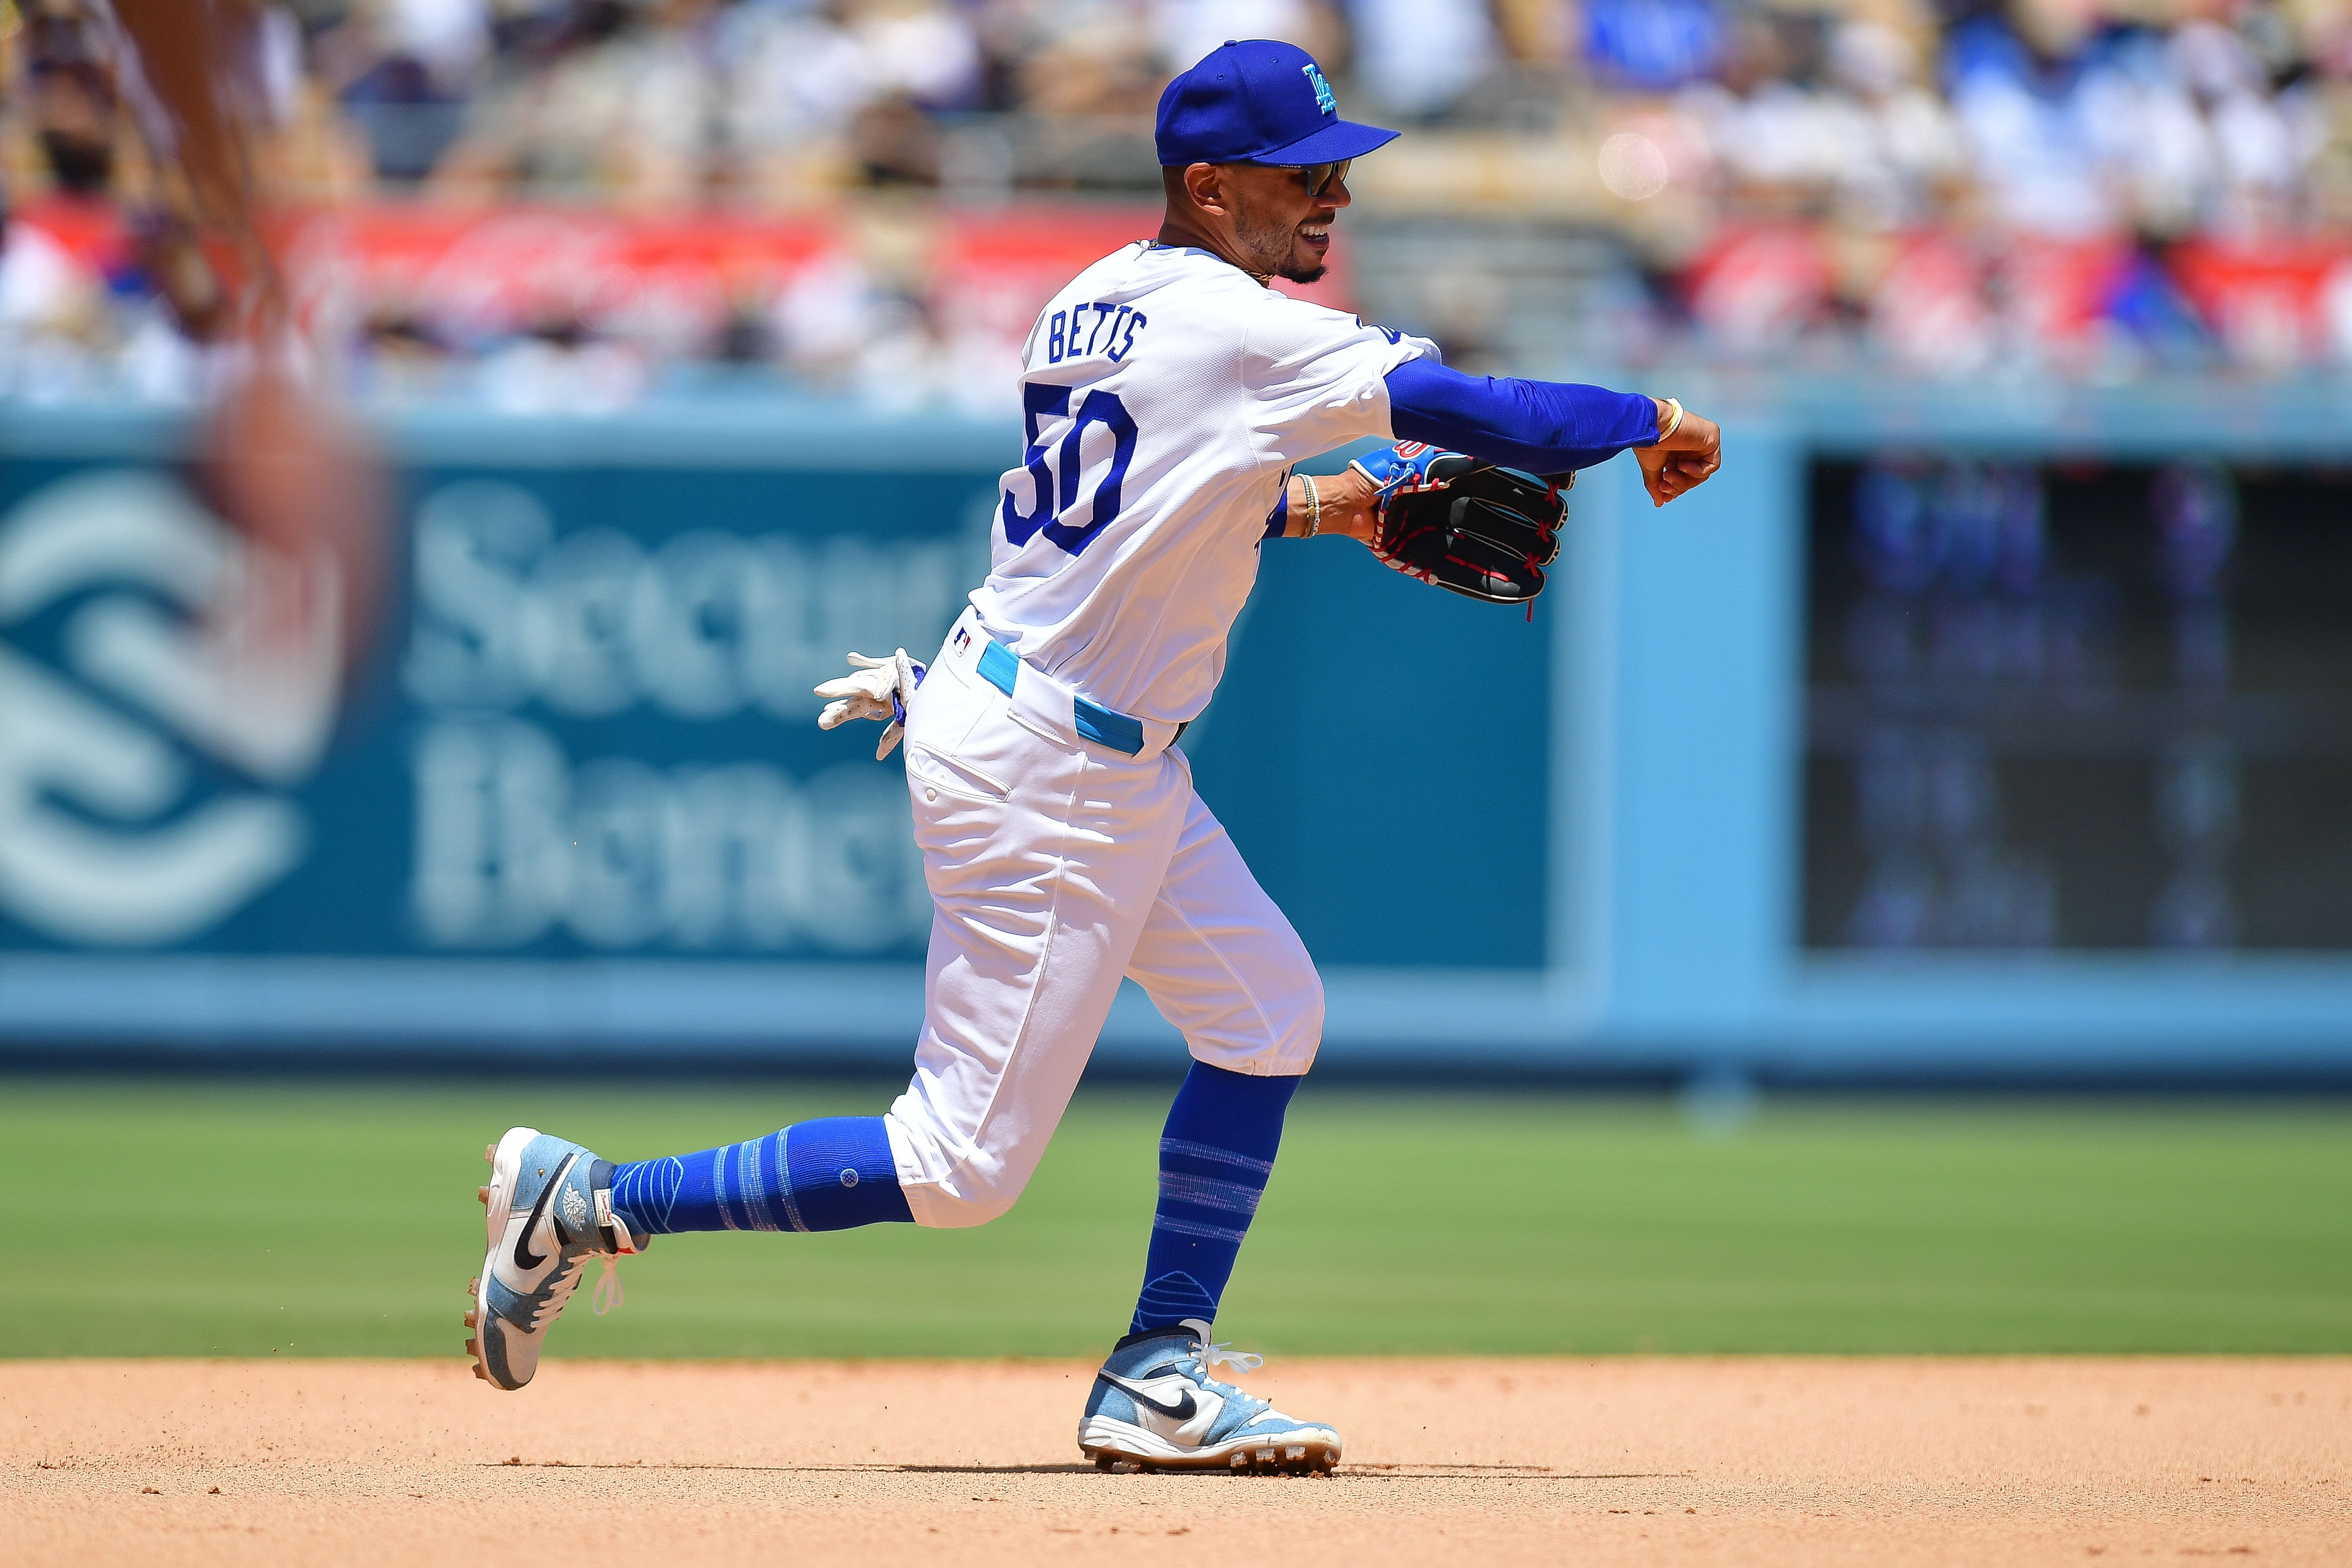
[1195,1338,1263,1377]
[1181,1337,1272,1420]
[591,1255,627,1317]
[522,1251,628,1329]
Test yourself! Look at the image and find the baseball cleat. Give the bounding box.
[1078,1318,1340,1474]
[468,1127,649,1391]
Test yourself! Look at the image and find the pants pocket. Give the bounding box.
[906,742,1011,805]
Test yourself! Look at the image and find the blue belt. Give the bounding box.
[976,638,1148,756]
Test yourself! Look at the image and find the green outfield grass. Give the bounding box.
[5,1078,2347,1359]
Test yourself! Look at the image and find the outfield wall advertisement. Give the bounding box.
[0,406,1552,1063]
[0,446,977,968]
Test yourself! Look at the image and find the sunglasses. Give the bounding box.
[1272,159,1350,198]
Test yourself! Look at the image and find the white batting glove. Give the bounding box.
[814,648,926,760]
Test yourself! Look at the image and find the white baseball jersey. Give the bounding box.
[968,241,1437,727]
[885,242,1430,1223]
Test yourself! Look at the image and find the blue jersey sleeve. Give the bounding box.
[1383,357,1658,474]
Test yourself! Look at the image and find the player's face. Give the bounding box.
[1223,161,1353,285]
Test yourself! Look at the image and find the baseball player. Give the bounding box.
[466,41,1721,1474]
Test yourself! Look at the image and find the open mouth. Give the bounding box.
[1299,223,1330,247]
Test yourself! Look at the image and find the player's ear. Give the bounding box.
[1182,162,1229,217]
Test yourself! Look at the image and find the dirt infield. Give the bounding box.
[8,1358,2346,1566]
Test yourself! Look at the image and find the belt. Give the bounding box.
[948,611,1178,758]
[976,638,1155,755]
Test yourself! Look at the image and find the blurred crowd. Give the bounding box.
[1597,0,2352,240]
[3,0,2352,405]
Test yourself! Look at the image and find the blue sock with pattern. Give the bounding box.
[606,1116,914,1235]
[1129,1061,1300,1334]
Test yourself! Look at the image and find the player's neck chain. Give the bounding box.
[1144,238,1271,288]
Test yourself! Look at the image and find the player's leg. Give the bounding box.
[607,658,1189,1235]
[1120,799,1326,1325]
[468,626,1190,1388]
[863,636,1194,1227]
[1121,792,1322,1332]
[1124,1062,1298,1328]
[589,739,1183,1237]
[1077,787,1341,1473]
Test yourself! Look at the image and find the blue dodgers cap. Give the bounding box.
[1155,40,1398,168]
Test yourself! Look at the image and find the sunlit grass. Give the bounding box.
[6,1078,2346,1357]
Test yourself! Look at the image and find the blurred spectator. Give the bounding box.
[479,314,648,410]
[1586,0,1726,92]
[1674,7,1965,227]
[22,0,120,197]
[857,0,985,107]
[726,0,982,192]
[2100,235,2214,364]
[770,244,890,381]
[1351,0,1501,119]
[1154,0,1332,83]
[340,52,470,183]
[383,0,494,82]
[350,305,456,399]
[1941,8,2115,237]
[989,0,1163,115]
[727,0,875,186]
[0,214,108,398]
[480,315,649,409]
[1828,19,1969,227]
[317,0,491,186]
[471,0,724,197]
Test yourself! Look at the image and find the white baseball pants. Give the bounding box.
[880,608,1322,1228]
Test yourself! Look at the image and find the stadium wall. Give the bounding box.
[3,384,2349,1076]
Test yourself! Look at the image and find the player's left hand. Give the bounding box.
[815,649,927,759]
[1634,405,1721,508]
[1346,443,1565,605]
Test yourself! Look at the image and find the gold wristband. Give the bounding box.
[1302,474,1321,537]
[1659,397,1685,441]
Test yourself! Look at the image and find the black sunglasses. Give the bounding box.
[1272,159,1350,198]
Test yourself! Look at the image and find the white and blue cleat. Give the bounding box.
[1078,1318,1341,1474]
[466,1127,647,1390]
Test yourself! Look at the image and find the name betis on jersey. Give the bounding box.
[1046,302,1148,366]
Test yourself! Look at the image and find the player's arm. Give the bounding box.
[1274,360,1720,538]
[1384,358,1721,508]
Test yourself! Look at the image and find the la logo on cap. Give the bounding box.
[1303,62,1336,114]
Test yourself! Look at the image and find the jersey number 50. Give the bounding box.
[1001,385,1137,557]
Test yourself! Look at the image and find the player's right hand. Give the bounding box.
[815,649,927,760]
[1634,406,1721,508]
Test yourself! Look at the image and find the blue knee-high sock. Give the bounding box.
[606,1116,913,1235]
[1130,1061,1300,1334]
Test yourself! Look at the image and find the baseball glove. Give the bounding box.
[1349,443,1567,606]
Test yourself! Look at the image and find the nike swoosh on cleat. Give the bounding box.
[1097,1372,1197,1422]
[512,1152,578,1272]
